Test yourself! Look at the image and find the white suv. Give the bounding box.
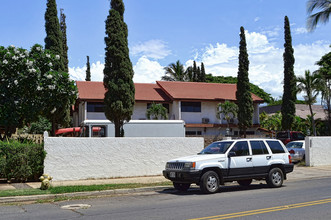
[163,139,294,194]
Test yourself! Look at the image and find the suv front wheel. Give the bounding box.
[200,171,220,194]
[266,167,284,188]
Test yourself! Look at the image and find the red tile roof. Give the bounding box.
[135,83,172,102]
[156,81,263,102]
[76,81,171,102]
[76,81,105,101]
[76,81,264,103]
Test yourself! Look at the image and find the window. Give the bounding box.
[234,130,255,136]
[250,141,269,155]
[266,141,285,154]
[87,102,105,112]
[181,102,201,112]
[185,131,202,136]
[229,141,249,156]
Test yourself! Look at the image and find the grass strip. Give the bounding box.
[0,182,172,198]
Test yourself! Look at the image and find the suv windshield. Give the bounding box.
[199,141,234,154]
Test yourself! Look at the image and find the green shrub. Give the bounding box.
[0,140,46,182]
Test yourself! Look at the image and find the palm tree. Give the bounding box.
[307,0,331,31]
[146,103,168,120]
[217,101,238,131]
[297,70,323,136]
[161,60,186,81]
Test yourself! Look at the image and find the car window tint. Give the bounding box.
[296,133,305,140]
[286,142,303,148]
[229,141,249,156]
[250,141,268,155]
[276,132,288,138]
[266,141,285,153]
[199,141,233,154]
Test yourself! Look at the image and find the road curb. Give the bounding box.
[0,186,171,204]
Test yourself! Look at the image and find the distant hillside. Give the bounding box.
[206,74,272,103]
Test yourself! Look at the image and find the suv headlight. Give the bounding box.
[184,162,196,170]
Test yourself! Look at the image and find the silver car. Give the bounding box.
[286,140,305,163]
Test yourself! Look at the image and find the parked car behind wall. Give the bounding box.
[286,140,305,163]
[276,131,305,145]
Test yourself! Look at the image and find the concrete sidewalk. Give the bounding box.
[1,165,331,191]
[0,165,330,203]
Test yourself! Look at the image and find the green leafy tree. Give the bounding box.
[297,70,322,136]
[86,55,91,81]
[316,48,331,134]
[162,60,186,81]
[236,26,253,137]
[103,0,135,137]
[60,8,69,73]
[281,16,296,131]
[146,103,168,120]
[260,112,282,132]
[307,0,331,31]
[0,44,77,139]
[44,0,64,71]
[217,101,238,129]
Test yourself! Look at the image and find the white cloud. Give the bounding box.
[254,17,260,22]
[294,27,308,35]
[133,56,165,83]
[131,39,171,60]
[69,61,104,81]
[201,43,237,66]
[246,31,274,54]
[194,31,330,99]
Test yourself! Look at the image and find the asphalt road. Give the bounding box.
[1,177,331,220]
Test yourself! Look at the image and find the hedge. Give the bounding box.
[0,140,46,182]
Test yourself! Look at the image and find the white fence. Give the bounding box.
[306,137,331,167]
[44,137,204,181]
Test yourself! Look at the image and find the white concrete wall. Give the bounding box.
[44,137,204,181]
[306,137,331,166]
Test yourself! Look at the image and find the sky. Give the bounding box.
[1,0,331,100]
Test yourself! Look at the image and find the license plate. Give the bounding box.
[169,172,176,178]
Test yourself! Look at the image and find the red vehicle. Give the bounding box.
[276,131,305,145]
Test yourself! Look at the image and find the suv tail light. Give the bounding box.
[288,155,292,164]
[289,149,295,154]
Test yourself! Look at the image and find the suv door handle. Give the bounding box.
[246,157,252,162]
[266,156,271,160]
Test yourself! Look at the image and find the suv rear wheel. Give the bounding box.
[173,182,190,192]
[200,171,220,194]
[266,168,284,188]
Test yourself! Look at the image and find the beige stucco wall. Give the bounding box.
[44,137,204,181]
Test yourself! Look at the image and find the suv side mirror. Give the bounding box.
[228,152,236,157]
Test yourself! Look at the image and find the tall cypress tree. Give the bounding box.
[60,8,69,73]
[197,67,201,82]
[281,16,296,131]
[193,61,198,82]
[236,26,253,137]
[86,55,91,81]
[200,62,206,82]
[103,0,135,137]
[44,0,64,71]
